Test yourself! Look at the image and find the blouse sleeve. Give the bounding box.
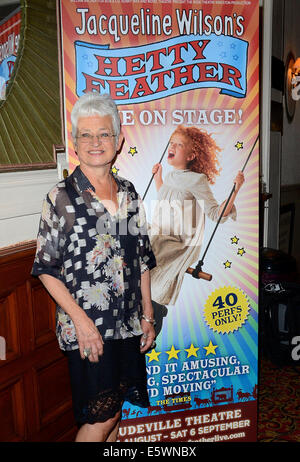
[137,194,156,274]
[194,174,237,223]
[31,195,66,280]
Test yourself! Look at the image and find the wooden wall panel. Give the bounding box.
[0,292,21,363]
[29,279,57,348]
[0,242,77,442]
[0,377,26,442]
[34,356,73,427]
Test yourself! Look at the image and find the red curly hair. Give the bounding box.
[172,126,221,184]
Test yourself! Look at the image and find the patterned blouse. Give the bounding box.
[31,166,156,351]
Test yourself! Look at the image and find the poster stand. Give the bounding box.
[58,0,259,443]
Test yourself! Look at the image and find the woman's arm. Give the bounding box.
[39,274,104,362]
[140,269,156,353]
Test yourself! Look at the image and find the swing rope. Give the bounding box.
[188,134,259,279]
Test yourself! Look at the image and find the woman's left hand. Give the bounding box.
[234,170,245,192]
[140,319,156,353]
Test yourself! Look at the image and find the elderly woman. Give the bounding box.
[31,92,156,442]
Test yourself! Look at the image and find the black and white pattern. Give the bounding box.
[31,166,156,351]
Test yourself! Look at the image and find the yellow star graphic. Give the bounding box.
[223,260,232,269]
[231,236,239,245]
[203,341,219,356]
[146,349,161,363]
[235,141,243,150]
[237,247,246,256]
[185,343,199,358]
[128,146,137,156]
[166,345,181,360]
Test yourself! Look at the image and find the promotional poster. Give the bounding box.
[59,0,259,442]
[0,7,21,98]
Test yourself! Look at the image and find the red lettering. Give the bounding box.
[197,62,218,81]
[172,64,195,88]
[146,48,167,72]
[189,40,210,60]
[81,56,243,102]
[123,54,145,75]
[107,80,129,99]
[168,42,189,65]
[220,63,242,89]
[94,56,120,77]
[82,73,106,92]
[82,73,129,99]
[130,76,152,99]
[151,70,172,92]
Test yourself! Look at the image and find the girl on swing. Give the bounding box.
[149,125,244,310]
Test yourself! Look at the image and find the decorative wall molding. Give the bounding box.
[0,168,60,248]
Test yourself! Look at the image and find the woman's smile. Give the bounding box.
[88,149,105,156]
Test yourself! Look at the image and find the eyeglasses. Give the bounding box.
[76,132,117,144]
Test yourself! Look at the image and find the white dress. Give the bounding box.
[149,169,236,305]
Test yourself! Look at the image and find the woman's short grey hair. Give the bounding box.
[71,92,121,141]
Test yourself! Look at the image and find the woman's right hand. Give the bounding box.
[74,315,104,362]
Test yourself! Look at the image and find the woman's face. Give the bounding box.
[167,133,194,170]
[75,114,122,171]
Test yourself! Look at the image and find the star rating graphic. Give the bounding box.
[166,345,181,360]
[185,343,199,358]
[146,349,161,363]
[235,141,243,150]
[203,341,218,356]
[146,341,219,362]
[128,146,138,156]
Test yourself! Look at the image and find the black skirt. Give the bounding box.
[65,335,150,426]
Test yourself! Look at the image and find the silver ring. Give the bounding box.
[151,341,156,349]
[83,347,91,358]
